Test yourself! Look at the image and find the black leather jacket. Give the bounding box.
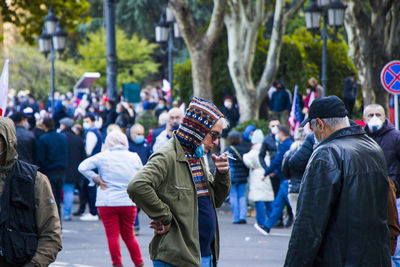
[285,126,390,267]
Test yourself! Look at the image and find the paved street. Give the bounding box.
[51,204,291,267]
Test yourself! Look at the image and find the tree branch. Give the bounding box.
[381,0,394,16]
[205,0,227,46]
[283,0,307,24]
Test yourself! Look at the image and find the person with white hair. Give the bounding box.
[78,130,144,267]
[152,107,184,152]
[285,96,390,266]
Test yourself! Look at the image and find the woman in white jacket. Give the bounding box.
[78,130,144,267]
[243,129,275,230]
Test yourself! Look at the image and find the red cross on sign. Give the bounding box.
[381,60,400,95]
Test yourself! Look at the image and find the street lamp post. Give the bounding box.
[38,8,67,116]
[155,7,181,107]
[304,0,346,97]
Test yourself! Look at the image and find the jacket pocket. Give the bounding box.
[3,228,37,265]
[168,185,193,201]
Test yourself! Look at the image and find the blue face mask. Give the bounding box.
[171,124,180,132]
[135,135,145,144]
[313,134,320,147]
[195,144,205,158]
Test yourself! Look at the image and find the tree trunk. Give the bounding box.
[224,0,305,123]
[191,49,213,100]
[169,0,226,102]
[344,0,400,110]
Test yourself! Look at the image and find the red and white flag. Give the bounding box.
[0,60,9,117]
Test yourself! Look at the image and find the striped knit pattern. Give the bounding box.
[183,147,209,196]
[176,97,224,150]
[176,97,224,196]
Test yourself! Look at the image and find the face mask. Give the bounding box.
[271,126,279,135]
[116,109,121,114]
[158,104,165,109]
[171,124,180,131]
[83,122,91,130]
[306,89,311,94]
[99,106,105,112]
[195,144,205,158]
[25,122,30,130]
[134,135,145,144]
[224,101,232,109]
[313,134,320,147]
[367,116,383,132]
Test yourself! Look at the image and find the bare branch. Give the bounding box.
[283,0,307,25]
[168,0,201,50]
[205,0,227,46]
[381,0,394,16]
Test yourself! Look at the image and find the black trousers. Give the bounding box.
[47,173,65,219]
[343,97,355,118]
[77,178,98,215]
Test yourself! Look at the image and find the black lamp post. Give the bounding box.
[304,0,346,97]
[155,7,181,107]
[38,8,67,116]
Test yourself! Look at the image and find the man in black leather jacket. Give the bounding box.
[285,96,390,267]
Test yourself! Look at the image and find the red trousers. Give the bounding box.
[98,206,143,266]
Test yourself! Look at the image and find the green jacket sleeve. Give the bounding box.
[213,170,231,208]
[30,172,62,267]
[127,152,173,225]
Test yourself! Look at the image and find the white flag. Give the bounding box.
[0,60,9,117]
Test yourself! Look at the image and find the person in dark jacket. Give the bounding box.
[269,81,291,124]
[220,96,240,151]
[285,96,390,267]
[129,124,152,165]
[101,100,118,136]
[342,72,358,118]
[115,102,131,132]
[363,103,400,262]
[259,118,280,195]
[254,126,293,235]
[60,118,86,221]
[36,118,69,219]
[10,112,36,164]
[225,131,250,224]
[282,132,314,216]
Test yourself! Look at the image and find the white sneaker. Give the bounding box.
[80,213,99,221]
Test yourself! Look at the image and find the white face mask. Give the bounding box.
[224,101,233,109]
[83,122,91,130]
[367,116,384,132]
[271,126,279,135]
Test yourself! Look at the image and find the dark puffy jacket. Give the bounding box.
[35,130,69,174]
[282,134,314,194]
[259,133,277,171]
[225,142,250,184]
[62,129,86,185]
[15,126,36,164]
[285,126,390,267]
[365,120,400,192]
[269,89,291,112]
[220,106,240,138]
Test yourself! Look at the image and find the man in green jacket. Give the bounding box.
[128,97,231,267]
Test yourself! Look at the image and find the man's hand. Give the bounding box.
[269,172,276,178]
[150,220,171,235]
[212,153,229,174]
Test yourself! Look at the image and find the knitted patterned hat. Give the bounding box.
[176,97,224,150]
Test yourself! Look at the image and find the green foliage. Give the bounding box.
[232,120,271,135]
[1,0,90,44]
[76,28,159,89]
[1,44,80,100]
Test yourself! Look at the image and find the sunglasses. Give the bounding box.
[208,131,221,141]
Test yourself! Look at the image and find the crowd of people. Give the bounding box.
[2,72,400,267]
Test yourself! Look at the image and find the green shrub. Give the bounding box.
[232,119,271,135]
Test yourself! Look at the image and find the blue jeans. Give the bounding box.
[153,256,212,267]
[255,201,273,226]
[392,198,400,266]
[265,180,290,229]
[63,183,75,219]
[229,183,247,222]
